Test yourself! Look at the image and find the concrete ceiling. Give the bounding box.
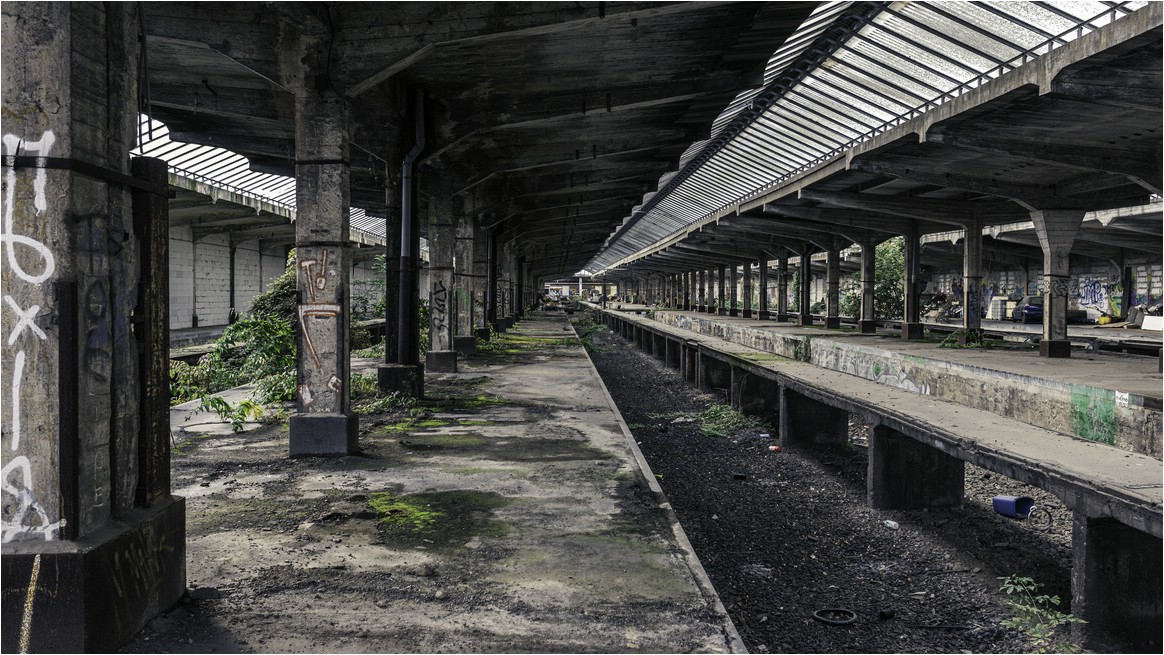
[140,1,818,279]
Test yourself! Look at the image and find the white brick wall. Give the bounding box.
[169,225,194,328]
[195,233,232,326]
[167,227,386,329]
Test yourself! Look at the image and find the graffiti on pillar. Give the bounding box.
[1047,276,1069,299]
[296,247,340,409]
[298,248,330,303]
[430,279,448,332]
[2,131,62,543]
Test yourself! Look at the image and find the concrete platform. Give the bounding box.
[135,315,741,653]
[639,309,1162,457]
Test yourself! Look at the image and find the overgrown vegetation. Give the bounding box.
[572,309,608,353]
[170,250,425,431]
[838,237,905,319]
[699,403,765,438]
[999,575,1084,653]
[368,492,442,531]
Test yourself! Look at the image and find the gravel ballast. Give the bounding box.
[583,317,1088,654]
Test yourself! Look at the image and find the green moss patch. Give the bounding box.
[371,490,512,549]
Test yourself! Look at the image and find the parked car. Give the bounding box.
[1010,295,1043,323]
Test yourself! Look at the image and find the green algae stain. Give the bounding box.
[1070,385,1117,445]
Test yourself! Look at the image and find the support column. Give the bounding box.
[425,179,456,373]
[1071,516,1162,648]
[867,426,965,510]
[1031,210,1085,358]
[797,247,813,326]
[902,223,924,340]
[776,256,790,322]
[472,220,490,340]
[452,201,477,356]
[697,269,707,312]
[729,264,739,317]
[485,230,497,331]
[601,277,609,309]
[290,85,359,455]
[712,266,721,318]
[858,240,877,333]
[380,90,425,397]
[958,219,984,343]
[0,5,184,651]
[825,243,841,329]
[682,271,691,310]
[757,257,770,320]
[743,261,754,319]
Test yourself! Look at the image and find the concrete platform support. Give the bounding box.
[825,244,841,329]
[699,354,732,392]
[757,257,770,320]
[742,262,753,318]
[0,5,185,651]
[1071,516,1162,648]
[289,80,359,456]
[902,225,924,340]
[731,367,778,421]
[653,332,666,360]
[797,247,813,326]
[867,426,965,510]
[729,265,739,317]
[682,346,698,383]
[958,219,984,343]
[454,202,477,356]
[780,387,847,446]
[858,241,877,333]
[696,270,706,312]
[776,256,790,322]
[1031,210,1085,358]
[425,181,456,374]
[712,266,721,318]
[665,338,682,369]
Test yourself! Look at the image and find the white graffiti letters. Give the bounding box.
[4,295,46,345]
[2,133,57,284]
[2,131,59,542]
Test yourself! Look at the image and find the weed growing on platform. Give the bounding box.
[999,575,1084,653]
[572,309,609,352]
[939,329,999,349]
[699,404,765,438]
[350,372,419,415]
[369,492,442,531]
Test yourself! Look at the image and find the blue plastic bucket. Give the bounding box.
[992,495,1035,519]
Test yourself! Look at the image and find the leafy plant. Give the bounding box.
[699,403,765,438]
[368,492,442,531]
[199,396,265,433]
[998,575,1085,653]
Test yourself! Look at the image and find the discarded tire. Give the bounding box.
[813,608,857,625]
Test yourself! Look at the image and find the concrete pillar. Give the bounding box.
[902,224,924,340]
[485,230,497,330]
[776,256,790,322]
[0,5,184,651]
[601,277,609,309]
[825,244,841,329]
[797,248,813,326]
[1071,516,1162,648]
[717,265,728,315]
[289,84,359,455]
[452,202,477,356]
[958,219,984,343]
[779,386,847,446]
[857,240,877,333]
[682,271,691,310]
[867,426,965,510]
[729,264,739,317]
[472,220,489,340]
[693,269,703,314]
[425,180,456,373]
[757,257,770,320]
[743,261,754,318]
[1031,210,1086,358]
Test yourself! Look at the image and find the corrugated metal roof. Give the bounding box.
[583,0,1148,275]
[132,117,386,245]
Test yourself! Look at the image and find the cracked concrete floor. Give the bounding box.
[123,314,739,654]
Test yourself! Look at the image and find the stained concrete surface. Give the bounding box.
[130,315,740,653]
